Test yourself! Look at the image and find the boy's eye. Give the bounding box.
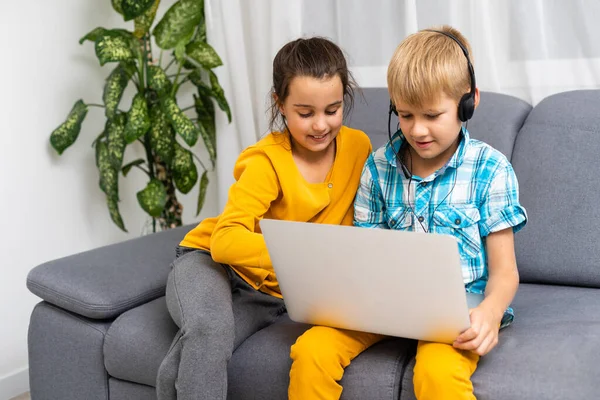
[425,114,440,120]
[400,114,412,119]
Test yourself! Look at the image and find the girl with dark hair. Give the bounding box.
[156,37,372,400]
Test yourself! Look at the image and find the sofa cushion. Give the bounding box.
[398,283,600,399]
[104,297,178,387]
[467,92,532,159]
[512,90,600,287]
[228,315,415,399]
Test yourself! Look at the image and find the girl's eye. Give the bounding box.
[325,108,339,116]
[298,112,313,118]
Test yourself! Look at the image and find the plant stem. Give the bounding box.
[192,152,208,172]
[181,105,195,112]
[159,49,163,67]
[164,57,176,72]
[141,36,148,88]
[134,164,152,177]
[87,103,105,108]
[179,76,191,86]
[171,63,184,97]
[142,134,155,179]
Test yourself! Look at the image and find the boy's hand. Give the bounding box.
[452,304,502,356]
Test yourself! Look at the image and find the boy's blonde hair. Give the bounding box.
[387,25,473,109]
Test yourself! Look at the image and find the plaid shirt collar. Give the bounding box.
[384,127,471,179]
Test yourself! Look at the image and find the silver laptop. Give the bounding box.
[260,219,483,344]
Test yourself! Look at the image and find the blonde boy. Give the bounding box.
[353,26,527,398]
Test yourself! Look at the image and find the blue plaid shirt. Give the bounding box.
[354,128,527,324]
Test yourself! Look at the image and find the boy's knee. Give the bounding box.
[414,342,478,389]
[290,327,344,379]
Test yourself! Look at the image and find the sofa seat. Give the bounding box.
[103,296,417,399]
[399,283,600,399]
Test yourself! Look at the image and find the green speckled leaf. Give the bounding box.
[147,65,172,96]
[196,170,209,216]
[123,0,155,21]
[162,97,199,146]
[137,178,168,217]
[193,93,216,165]
[194,18,206,42]
[148,104,175,163]
[107,197,127,231]
[186,41,222,69]
[107,113,127,169]
[189,69,231,123]
[152,0,203,49]
[124,93,151,143]
[95,30,137,66]
[174,31,194,63]
[80,27,108,44]
[121,158,145,176]
[81,28,133,45]
[171,142,198,194]
[97,141,119,201]
[50,100,88,155]
[103,64,132,119]
[208,70,231,122]
[134,0,160,38]
[111,0,124,15]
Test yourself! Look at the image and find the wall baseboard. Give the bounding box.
[0,367,29,399]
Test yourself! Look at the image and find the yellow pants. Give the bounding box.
[288,327,479,400]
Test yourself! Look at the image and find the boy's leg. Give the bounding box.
[156,250,285,400]
[413,341,479,400]
[288,326,385,400]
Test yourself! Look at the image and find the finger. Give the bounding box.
[455,327,478,343]
[475,334,495,356]
[455,324,491,350]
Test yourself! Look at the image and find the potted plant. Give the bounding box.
[49,0,231,232]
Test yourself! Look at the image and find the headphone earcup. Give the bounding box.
[458,92,475,122]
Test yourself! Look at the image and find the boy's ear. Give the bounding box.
[473,88,481,110]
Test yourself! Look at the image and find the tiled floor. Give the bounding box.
[10,393,30,400]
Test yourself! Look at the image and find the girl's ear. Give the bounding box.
[274,93,285,117]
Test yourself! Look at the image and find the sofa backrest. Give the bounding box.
[348,89,531,160]
[512,90,600,288]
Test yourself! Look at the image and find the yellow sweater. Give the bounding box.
[180,126,372,297]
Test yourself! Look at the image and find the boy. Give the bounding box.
[353,26,527,398]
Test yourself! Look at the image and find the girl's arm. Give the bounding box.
[210,150,279,271]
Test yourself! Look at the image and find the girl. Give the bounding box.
[156,37,372,400]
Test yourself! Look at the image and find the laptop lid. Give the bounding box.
[260,219,473,344]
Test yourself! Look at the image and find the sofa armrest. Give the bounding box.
[27,224,194,319]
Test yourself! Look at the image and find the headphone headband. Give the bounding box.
[423,29,476,97]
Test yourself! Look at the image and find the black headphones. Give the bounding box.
[386,29,471,231]
[389,29,477,123]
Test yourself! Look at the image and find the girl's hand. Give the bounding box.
[452,305,501,356]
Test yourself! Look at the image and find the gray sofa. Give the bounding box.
[27,89,600,399]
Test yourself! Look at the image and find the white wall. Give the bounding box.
[0,1,218,397]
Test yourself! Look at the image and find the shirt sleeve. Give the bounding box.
[210,150,279,270]
[478,160,527,237]
[353,154,389,229]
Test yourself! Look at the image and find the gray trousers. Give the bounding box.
[156,248,286,400]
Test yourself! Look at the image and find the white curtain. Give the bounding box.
[206,0,600,210]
